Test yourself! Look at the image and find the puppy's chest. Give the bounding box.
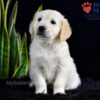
[36,44,59,61]
[36,46,59,82]
[39,47,59,67]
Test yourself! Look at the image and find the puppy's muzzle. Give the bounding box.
[37,26,46,37]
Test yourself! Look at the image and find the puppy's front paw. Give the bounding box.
[35,86,47,94]
[53,87,65,94]
[54,93,67,95]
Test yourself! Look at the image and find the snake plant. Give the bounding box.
[0,0,29,79]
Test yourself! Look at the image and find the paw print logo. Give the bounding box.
[82,2,92,14]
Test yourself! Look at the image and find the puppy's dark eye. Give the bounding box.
[51,20,56,24]
[38,17,42,22]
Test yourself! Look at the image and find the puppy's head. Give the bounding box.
[29,10,72,42]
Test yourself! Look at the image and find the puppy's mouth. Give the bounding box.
[37,31,51,39]
[37,31,47,38]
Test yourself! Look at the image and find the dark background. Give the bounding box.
[8,0,100,80]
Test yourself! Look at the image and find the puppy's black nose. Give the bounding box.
[38,26,46,33]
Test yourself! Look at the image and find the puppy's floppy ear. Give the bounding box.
[29,20,35,40]
[60,18,72,41]
[29,12,39,37]
[29,21,34,35]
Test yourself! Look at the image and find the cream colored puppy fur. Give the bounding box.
[29,10,81,94]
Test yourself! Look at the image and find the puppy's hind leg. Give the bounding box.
[65,71,81,90]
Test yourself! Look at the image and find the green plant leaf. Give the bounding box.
[0,25,4,79]
[0,0,5,79]
[37,4,43,12]
[8,1,18,34]
[0,5,1,28]
[0,28,10,79]
[11,33,21,77]
[0,0,5,17]
[3,29,10,79]
[5,0,12,16]
[5,0,12,32]
[0,0,5,30]
[0,0,9,33]
[13,33,29,79]
[17,32,21,52]
[9,26,18,76]
[0,0,11,79]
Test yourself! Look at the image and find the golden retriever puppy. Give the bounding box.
[29,10,81,94]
